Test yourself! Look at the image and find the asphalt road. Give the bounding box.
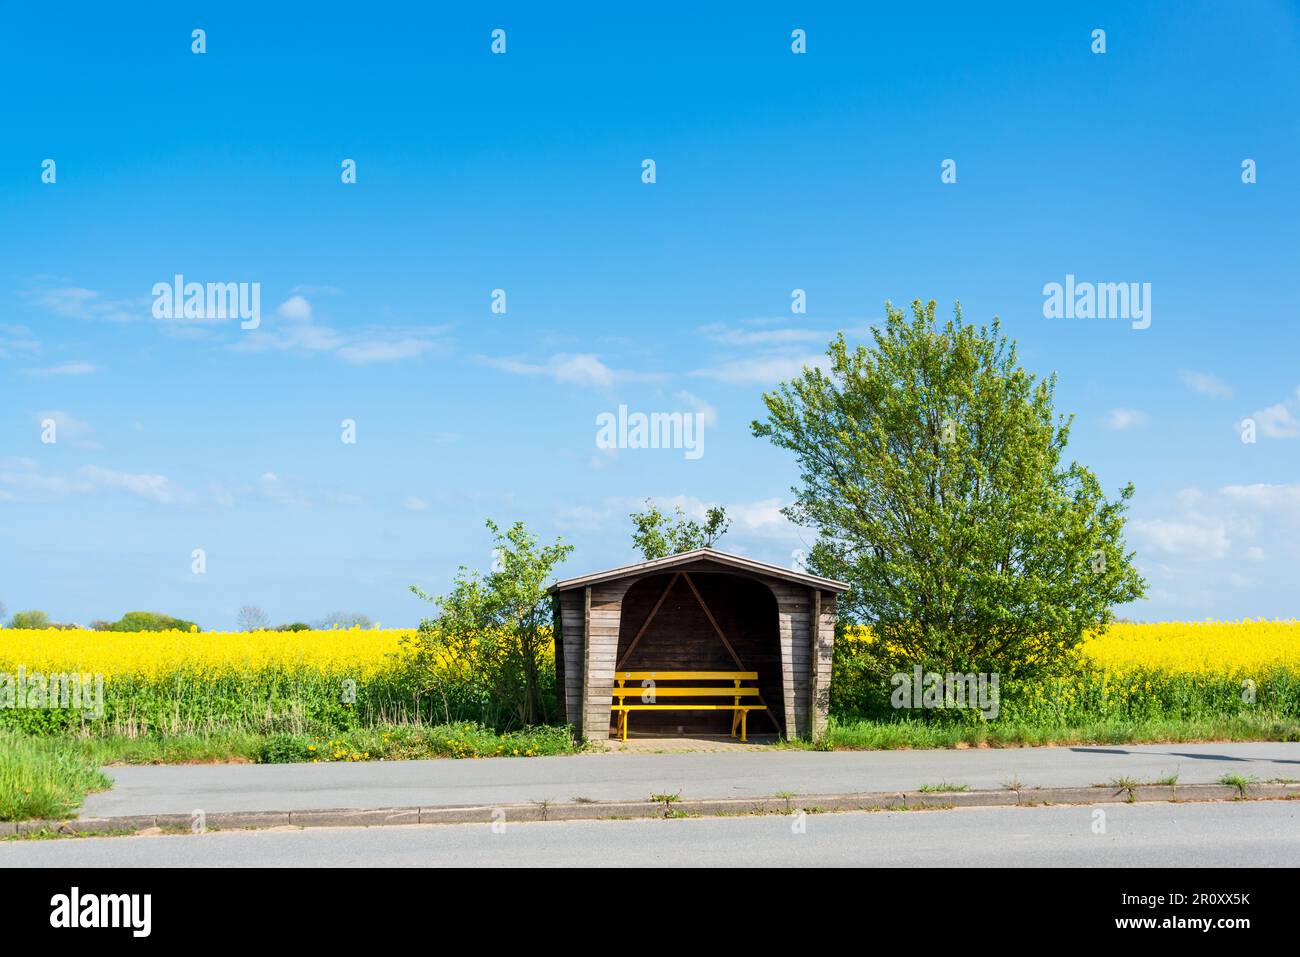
[81,742,1300,817]
[8,801,1300,867]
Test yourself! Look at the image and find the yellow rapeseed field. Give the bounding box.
[1081,621,1300,674]
[838,620,1300,675]
[2,621,1296,677]
[0,627,409,679]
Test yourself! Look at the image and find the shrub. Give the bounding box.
[8,610,50,629]
[108,611,199,633]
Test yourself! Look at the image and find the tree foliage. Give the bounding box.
[752,299,1145,679]
[108,611,199,632]
[236,605,270,632]
[7,610,49,630]
[314,611,373,630]
[629,499,731,560]
[407,519,573,728]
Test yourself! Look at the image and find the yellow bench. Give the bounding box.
[610,671,764,742]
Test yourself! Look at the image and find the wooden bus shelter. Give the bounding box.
[549,548,849,742]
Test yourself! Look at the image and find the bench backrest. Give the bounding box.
[615,671,756,682]
[611,671,759,702]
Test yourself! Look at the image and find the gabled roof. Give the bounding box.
[549,547,850,594]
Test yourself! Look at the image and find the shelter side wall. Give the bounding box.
[556,591,585,729]
[581,580,632,740]
[770,581,811,738]
[813,593,837,739]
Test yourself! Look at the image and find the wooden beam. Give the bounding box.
[681,572,743,668]
[615,573,680,670]
[580,586,592,736]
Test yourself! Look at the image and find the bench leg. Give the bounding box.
[740,711,748,743]
[622,710,629,742]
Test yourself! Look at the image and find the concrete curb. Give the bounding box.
[9,782,1298,837]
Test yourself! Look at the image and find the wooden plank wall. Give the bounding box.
[555,590,585,729]
[581,580,632,739]
[769,580,811,737]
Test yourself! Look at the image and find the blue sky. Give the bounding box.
[2,1,1297,627]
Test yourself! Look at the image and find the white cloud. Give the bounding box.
[1132,517,1229,559]
[675,390,719,428]
[1105,408,1149,431]
[696,322,835,347]
[558,494,799,541]
[34,410,99,449]
[21,360,96,376]
[1218,483,1300,516]
[401,496,430,512]
[235,296,449,365]
[1249,387,1300,438]
[1180,369,1233,399]
[0,457,186,505]
[337,337,441,364]
[0,324,41,358]
[27,285,142,323]
[80,465,182,505]
[256,472,313,507]
[276,295,313,321]
[0,457,86,496]
[692,354,824,385]
[483,352,657,390]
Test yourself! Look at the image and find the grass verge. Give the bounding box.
[793,713,1300,751]
[0,730,112,822]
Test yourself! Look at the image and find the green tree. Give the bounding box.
[109,611,199,632]
[314,611,373,630]
[8,610,50,629]
[236,605,270,632]
[629,499,731,560]
[407,519,573,727]
[752,299,1145,680]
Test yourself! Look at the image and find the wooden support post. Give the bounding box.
[809,588,822,741]
[580,585,592,737]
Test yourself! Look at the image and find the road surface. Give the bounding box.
[81,742,1300,817]
[8,801,1300,867]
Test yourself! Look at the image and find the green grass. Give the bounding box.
[1218,773,1256,796]
[917,782,969,792]
[0,730,112,822]
[795,713,1300,751]
[0,722,579,822]
[60,722,579,766]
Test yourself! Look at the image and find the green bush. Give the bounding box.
[108,611,199,632]
[8,610,49,629]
